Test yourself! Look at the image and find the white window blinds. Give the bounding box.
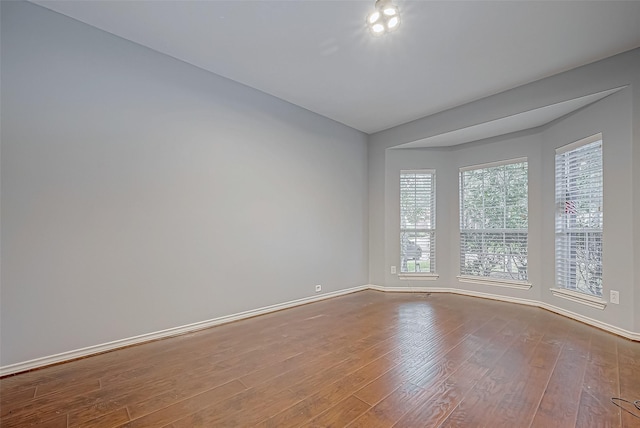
[400,170,436,273]
[459,159,528,281]
[555,134,603,297]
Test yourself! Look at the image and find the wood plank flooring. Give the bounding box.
[1,290,639,427]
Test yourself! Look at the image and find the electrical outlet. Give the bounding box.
[315,284,322,293]
[610,290,619,304]
[391,266,396,274]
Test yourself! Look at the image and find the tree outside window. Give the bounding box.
[460,160,528,281]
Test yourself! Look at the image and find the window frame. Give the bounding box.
[458,157,531,289]
[399,169,438,279]
[552,133,605,308]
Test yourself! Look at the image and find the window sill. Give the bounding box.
[398,273,439,281]
[457,275,532,290]
[550,287,607,310]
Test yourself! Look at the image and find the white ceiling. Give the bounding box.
[32,1,640,134]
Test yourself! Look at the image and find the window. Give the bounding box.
[555,134,603,297]
[400,170,435,274]
[459,159,528,283]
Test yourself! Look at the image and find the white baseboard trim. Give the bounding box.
[368,284,435,293]
[536,301,639,341]
[0,285,368,377]
[367,284,640,342]
[3,283,637,376]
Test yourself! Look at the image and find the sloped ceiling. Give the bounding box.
[32,1,640,134]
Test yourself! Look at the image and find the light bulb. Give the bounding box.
[372,23,385,33]
[383,7,397,16]
[366,0,400,35]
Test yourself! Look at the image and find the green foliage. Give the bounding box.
[555,140,603,297]
[404,260,431,273]
[400,172,435,273]
[460,162,528,280]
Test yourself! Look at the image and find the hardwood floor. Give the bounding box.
[1,290,639,427]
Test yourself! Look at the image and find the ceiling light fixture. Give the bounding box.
[366,0,400,35]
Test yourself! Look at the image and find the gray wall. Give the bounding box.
[369,49,639,333]
[541,88,634,329]
[448,130,543,303]
[383,147,453,288]
[0,2,369,366]
[2,1,638,369]
[635,75,640,333]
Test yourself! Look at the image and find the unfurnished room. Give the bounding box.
[1,0,640,426]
